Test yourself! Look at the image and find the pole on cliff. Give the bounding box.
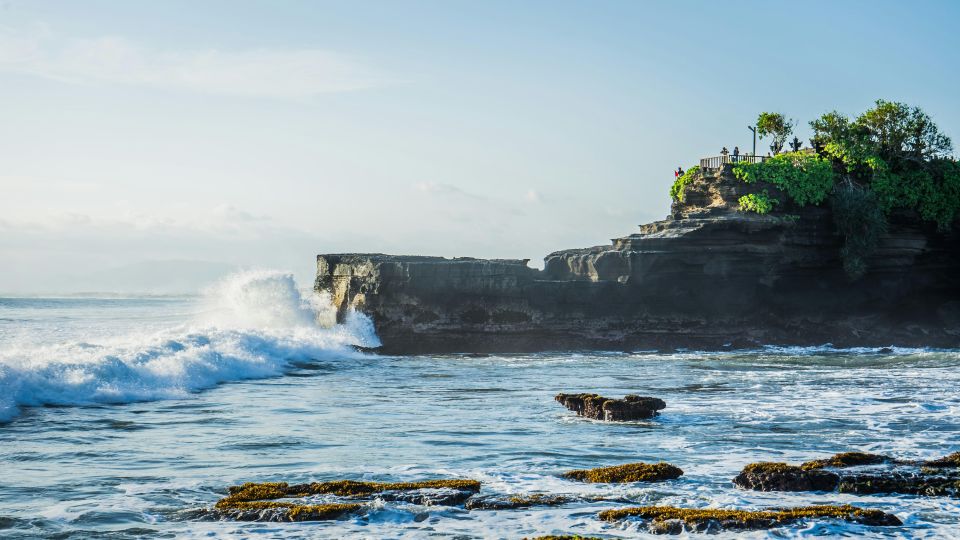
[748,125,757,157]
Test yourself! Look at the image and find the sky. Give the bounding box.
[2,0,958,293]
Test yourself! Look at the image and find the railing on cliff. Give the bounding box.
[699,155,768,169]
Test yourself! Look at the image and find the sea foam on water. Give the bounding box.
[0,270,378,422]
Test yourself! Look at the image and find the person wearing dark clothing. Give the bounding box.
[676,166,684,177]
[732,146,740,162]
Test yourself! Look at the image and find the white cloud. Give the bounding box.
[0,24,387,98]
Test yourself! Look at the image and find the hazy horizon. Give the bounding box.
[3,0,959,293]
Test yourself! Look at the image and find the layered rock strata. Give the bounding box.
[316,164,960,354]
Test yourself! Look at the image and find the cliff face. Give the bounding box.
[316,165,960,353]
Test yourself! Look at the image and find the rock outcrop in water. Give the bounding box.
[315,163,960,354]
[734,452,960,497]
[555,393,666,421]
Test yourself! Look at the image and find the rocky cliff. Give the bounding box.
[315,165,960,354]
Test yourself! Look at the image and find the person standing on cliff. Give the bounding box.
[733,146,740,162]
[676,166,684,177]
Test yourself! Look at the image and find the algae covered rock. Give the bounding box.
[563,462,682,483]
[598,504,902,533]
[555,393,666,421]
[733,462,839,492]
[466,493,569,510]
[212,478,481,521]
[800,452,890,470]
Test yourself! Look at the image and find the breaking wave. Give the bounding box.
[0,270,379,422]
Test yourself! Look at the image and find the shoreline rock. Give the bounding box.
[562,462,683,483]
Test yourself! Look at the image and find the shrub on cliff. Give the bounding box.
[733,152,835,206]
[811,100,959,231]
[737,191,778,214]
[669,165,699,202]
[830,181,887,280]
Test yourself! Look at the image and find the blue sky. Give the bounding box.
[1,0,958,292]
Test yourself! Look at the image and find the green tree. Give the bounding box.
[756,112,795,155]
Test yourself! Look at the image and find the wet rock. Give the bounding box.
[800,452,890,470]
[598,504,902,533]
[563,462,682,483]
[924,452,960,468]
[524,536,604,540]
[211,478,481,521]
[378,487,476,506]
[733,462,839,492]
[735,452,960,497]
[465,493,569,510]
[212,502,361,522]
[555,393,665,421]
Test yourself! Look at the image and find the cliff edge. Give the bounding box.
[315,164,960,354]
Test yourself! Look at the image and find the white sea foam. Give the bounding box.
[0,270,379,422]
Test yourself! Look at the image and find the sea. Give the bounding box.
[1,270,958,539]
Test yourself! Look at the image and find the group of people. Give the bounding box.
[674,146,743,180]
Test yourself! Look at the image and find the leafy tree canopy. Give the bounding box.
[756,112,796,155]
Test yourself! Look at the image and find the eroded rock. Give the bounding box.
[555,393,665,421]
[465,493,569,510]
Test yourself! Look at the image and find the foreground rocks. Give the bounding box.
[555,393,666,421]
[598,504,901,534]
[562,462,683,483]
[734,452,960,497]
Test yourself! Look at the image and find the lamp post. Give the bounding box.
[747,125,757,157]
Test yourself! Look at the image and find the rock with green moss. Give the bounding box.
[598,504,901,533]
[213,478,481,521]
[555,393,666,421]
[800,452,890,470]
[563,462,682,483]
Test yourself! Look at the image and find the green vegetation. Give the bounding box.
[756,112,796,155]
[669,165,699,202]
[738,191,778,214]
[733,152,835,206]
[830,182,888,279]
[597,504,901,528]
[562,462,683,483]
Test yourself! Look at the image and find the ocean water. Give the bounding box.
[1,271,959,539]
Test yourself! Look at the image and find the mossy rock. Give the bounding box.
[801,452,889,470]
[555,393,665,421]
[598,504,901,532]
[563,462,682,483]
[216,501,361,522]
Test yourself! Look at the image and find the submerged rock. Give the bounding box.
[924,452,960,468]
[524,536,604,540]
[378,487,476,506]
[465,493,569,510]
[555,393,666,421]
[598,504,902,533]
[563,462,682,483]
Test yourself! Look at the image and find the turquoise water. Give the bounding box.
[1,272,959,538]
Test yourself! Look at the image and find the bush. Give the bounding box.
[733,152,835,206]
[669,165,699,202]
[738,191,778,214]
[831,182,887,280]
